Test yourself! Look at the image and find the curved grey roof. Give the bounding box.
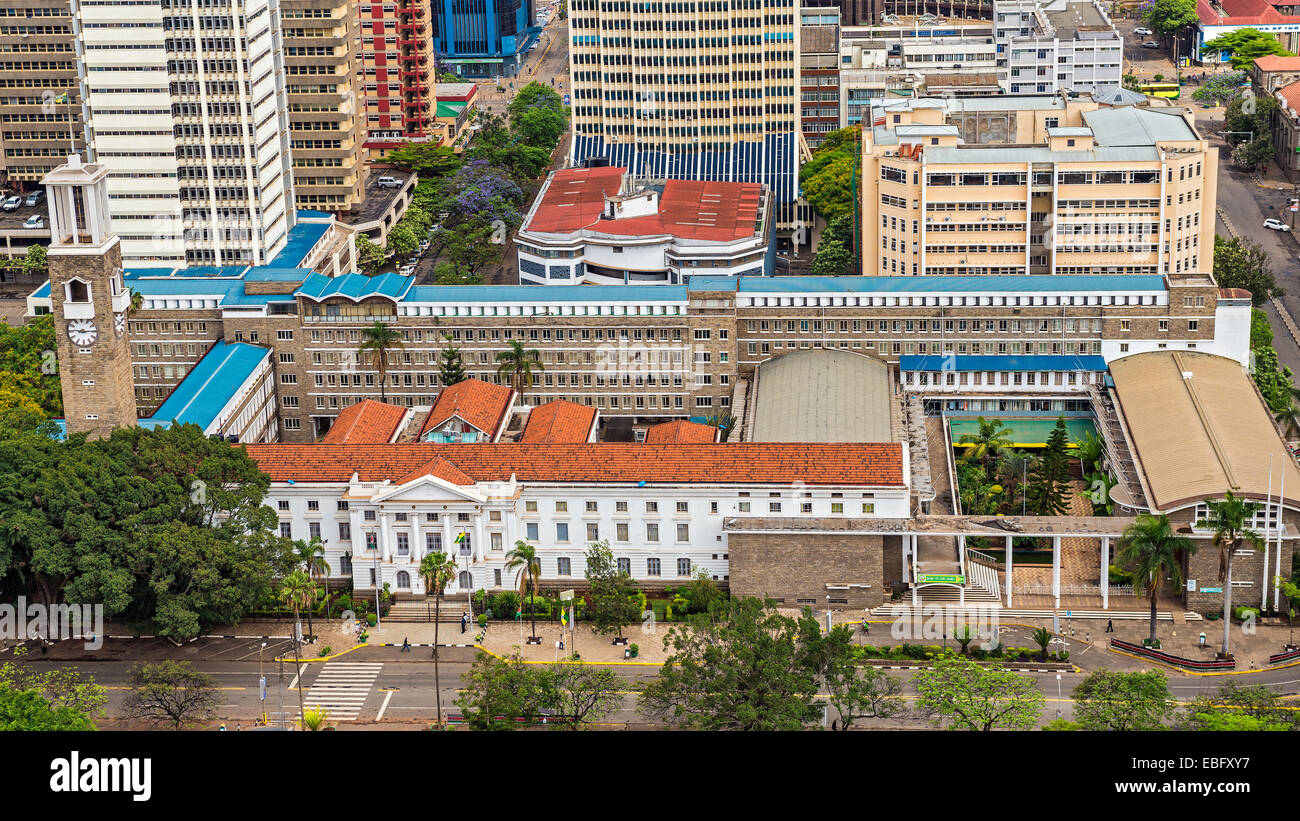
[750,349,893,442]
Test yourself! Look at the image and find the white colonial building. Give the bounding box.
[249,442,911,596]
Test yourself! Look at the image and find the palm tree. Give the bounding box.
[505,539,542,641]
[1117,513,1196,646]
[995,450,1034,515]
[495,339,544,400]
[1276,399,1300,441]
[280,569,316,727]
[1197,491,1265,658]
[358,321,405,402]
[958,416,1012,475]
[292,537,330,641]
[419,550,458,727]
[1074,430,1105,475]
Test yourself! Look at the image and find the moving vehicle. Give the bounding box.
[1140,40,1160,49]
[25,190,44,207]
[1139,82,1180,99]
[1134,26,1153,36]
[2,195,21,211]
[1264,218,1291,232]
[376,176,402,189]
[399,264,417,275]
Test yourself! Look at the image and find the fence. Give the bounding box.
[1269,647,1300,665]
[1110,638,1236,670]
[1012,583,1135,598]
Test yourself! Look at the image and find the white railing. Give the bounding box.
[966,556,1001,601]
[1012,584,1136,597]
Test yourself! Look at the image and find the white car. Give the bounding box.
[1140,41,1160,49]
[1134,26,1153,36]
[23,215,44,229]
[1265,218,1291,232]
[1,196,21,212]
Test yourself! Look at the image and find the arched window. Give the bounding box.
[458,570,472,589]
[395,571,410,589]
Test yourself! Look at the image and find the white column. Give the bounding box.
[1101,536,1110,610]
[442,515,453,557]
[474,512,485,562]
[1005,534,1014,608]
[1052,535,1061,610]
[411,512,423,565]
[378,513,391,562]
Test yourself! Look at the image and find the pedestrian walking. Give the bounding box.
[461,612,469,633]
[401,636,411,653]
[1105,618,1114,633]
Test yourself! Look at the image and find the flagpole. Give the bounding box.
[1264,455,1273,603]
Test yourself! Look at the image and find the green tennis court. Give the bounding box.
[949,417,1096,449]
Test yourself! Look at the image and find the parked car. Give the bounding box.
[23,214,44,229]
[25,190,44,207]
[2,196,21,212]
[1265,218,1291,232]
[1140,40,1160,49]
[399,264,417,275]
[376,176,402,189]
[1134,26,1153,36]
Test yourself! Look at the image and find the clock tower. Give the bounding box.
[44,154,137,438]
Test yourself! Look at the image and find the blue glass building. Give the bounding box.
[432,0,542,78]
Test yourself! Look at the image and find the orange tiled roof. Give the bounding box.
[243,443,906,487]
[419,379,514,439]
[1280,79,1300,114]
[320,400,408,444]
[519,400,597,443]
[1218,287,1253,300]
[645,420,718,444]
[394,456,476,486]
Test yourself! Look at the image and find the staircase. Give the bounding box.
[383,597,471,623]
[1089,384,1148,509]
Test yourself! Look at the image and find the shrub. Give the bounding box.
[318,646,332,657]
[1234,606,1260,623]
[490,591,520,618]
[1108,564,1134,585]
[366,613,377,626]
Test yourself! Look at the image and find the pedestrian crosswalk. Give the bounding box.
[301,662,382,722]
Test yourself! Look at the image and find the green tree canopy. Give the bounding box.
[355,233,388,274]
[913,653,1044,731]
[1072,670,1175,731]
[1144,0,1199,37]
[584,539,642,639]
[798,126,860,225]
[0,687,95,731]
[1202,28,1295,68]
[383,142,463,179]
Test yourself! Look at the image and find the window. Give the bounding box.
[831,502,844,514]
[770,502,782,513]
[616,522,629,541]
[525,500,538,512]
[615,501,628,513]
[676,501,688,513]
[279,522,292,538]
[676,523,689,542]
[646,501,658,513]
[801,503,813,514]
[494,569,502,586]
[646,523,659,542]
[308,522,321,540]
[585,500,598,513]
[396,571,410,589]
[586,522,599,541]
[556,522,570,542]
[555,501,568,513]
[677,558,692,576]
[862,502,876,514]
[526,522,539,541]
[338,522,351,541]
[491,532,503,551]
[426,532,441,552]
[557,557,571,576]
[647,558,661,576]
[364,510,376,521]
[396,533,409,555]
[617,557,631,574]
[307,500,319,512]
[277,500,290,511]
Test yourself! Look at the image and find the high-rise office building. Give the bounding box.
[568,0,801,229]
[74,0,296,267]
[358,0,438,155]
[282,0,365,214]
[0,0,85,189]
[430,0,539,78]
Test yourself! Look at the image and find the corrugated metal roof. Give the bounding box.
[901,354,1108,371]
[144,341,269,434]
[751,349,892,443]
[724,274,1166,294]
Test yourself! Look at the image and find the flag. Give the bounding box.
[53,92,69,104]
[560,606,568,628]
[455,531,467,544]
[514,609,522,620]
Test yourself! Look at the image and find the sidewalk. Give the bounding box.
[364,619,671,665]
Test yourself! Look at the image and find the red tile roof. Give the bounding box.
[1255,55,1300,72]
[1279,79,1300,114]
[525,167,763,242]
[243,443,906,487]
[321,400,408,444]
[1219,287,1253,300]
[519,400,597,443]
[394,456,476,486]
[1198,0,1294,25]
[420,379,514,440]
[644,420,718,444]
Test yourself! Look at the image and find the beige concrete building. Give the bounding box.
[861,94,1218,277]
[283,0,366,215]
[0,0,84,190]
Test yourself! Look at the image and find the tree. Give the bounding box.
[995,449,1035,515]
[383,142,463,179]
[385,219,421,261]
[1202,27,1295,69]
[545,663,623,729]
[0,646,107,718]
[440,215,506,277]
[505,539,542,640]
[638,597,826,731]
[1144,0,1199,39]
[912,653,1044,731]
[0,424,293,639]
[1276,399,1300,440]
[798,127,860,225]
[1191,70,1248,106]
[432,261,484,285]
[1225,93,1278,146]
[122,661,220,730]
[1215,236,1281,310]
[584,540,641,641]
[1030,626,1054,659]
[437,334,467,386]
[496,339,544,399]
[811,238,854,275]
[704,413,737,442]
[0,313,62,417]
[1072,670,1174,731]
[454,651,550,730]
[1252,308,1275,349]
[419,550,458,727]
[0,687,95,731]
[1117,514,1196,645]
[819,626,906,730]
[1232,135,1274,171]
[357,321,404,402]
[958,416,1012,475]
[355,233,388,273]
[292,537,328,640]
[1197,491,1265,657]
[280,569,315,725]
[1181,681,1297,730]
[1027,416,1071,515]
[301,706,329,731]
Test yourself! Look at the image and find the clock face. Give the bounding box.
[114,312,125,337]
[67,318,97,346]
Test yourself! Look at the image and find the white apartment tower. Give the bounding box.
[73,0,296,267]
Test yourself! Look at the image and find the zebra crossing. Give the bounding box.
[301,662,383,722]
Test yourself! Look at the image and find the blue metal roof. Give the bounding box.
[900,354,1110,372]
[272,215,332,269]
[143,341,270,433]
[404,284,689,302]
[296,271,414,302]
[689,275,1168,293]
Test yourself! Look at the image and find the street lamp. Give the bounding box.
[1055,673,1063,721]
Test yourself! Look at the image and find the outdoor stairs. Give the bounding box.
[911,580,1001,605]
[1088,384,1149,508]
[874,604,1202,622]
[384,598,471,623]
